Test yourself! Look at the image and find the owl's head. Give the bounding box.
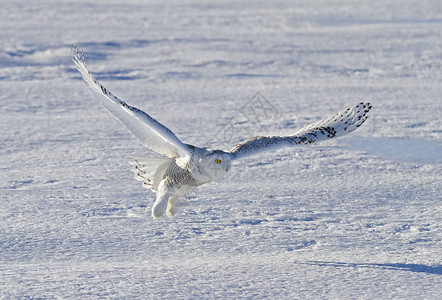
[193,149,231,181]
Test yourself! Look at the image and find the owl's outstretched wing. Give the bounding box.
[72,45,191,158]
[229,102,372,160]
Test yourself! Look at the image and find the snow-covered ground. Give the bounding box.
[1,0,441,298]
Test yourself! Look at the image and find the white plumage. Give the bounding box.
[72,45,372,218]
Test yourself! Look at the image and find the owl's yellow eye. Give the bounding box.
[215,159,221,164]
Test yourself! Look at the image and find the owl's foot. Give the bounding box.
[152,179,174,218]
[152,194,168,218]
[166,196,181,217]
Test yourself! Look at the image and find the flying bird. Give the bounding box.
[72,45,372,218]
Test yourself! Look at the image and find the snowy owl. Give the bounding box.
[72,46,372,218]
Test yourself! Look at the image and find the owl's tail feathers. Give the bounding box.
[129,157,173,191]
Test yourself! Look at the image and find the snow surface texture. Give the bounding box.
[0,0,441,298]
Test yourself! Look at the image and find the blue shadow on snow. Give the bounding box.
[304,261,442,275]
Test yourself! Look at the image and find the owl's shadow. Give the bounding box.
[302,261,442,275]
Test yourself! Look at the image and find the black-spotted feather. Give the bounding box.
[230,103,372,160]
[72,45,191,158]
